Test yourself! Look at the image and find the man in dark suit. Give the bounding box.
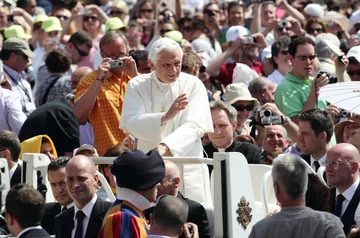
[5,184,51,238]
[204,101,264,170]
[298,109,334,172]
[54,155,112,238]
[41,157,73,235]
[326,143,360,236]
[154,160,210,238]
[0,130,22,186]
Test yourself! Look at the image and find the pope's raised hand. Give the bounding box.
[165,94,188,121]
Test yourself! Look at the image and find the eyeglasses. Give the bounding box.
[297,55,317,61]
[310,28,323,33]
[323,160,352,167]
[280,50,289,55]
[204,9,220,15]
[73,43,89,57]
[140,9,153,13]
[110,10,125,16]
[55,15,69,20]
[347,70,360,76]
[232,104,254,111]
[182,26,193,32]
[83,15,98,22]
[160,29,172,35]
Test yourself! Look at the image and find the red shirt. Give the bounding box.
[217,62,264,87]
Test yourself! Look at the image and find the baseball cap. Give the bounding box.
[4,25,32,40]
[2,38,34,58]
[164,30,183,43]
[73,144,99,156]
[226,26,249,43]
[34,14,49,24]
[105,17,127,32]
[304,3,325,18]
[42,16,63,32]
[347,45,360,62]
[261,46,272,62]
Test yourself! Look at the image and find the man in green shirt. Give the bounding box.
[275,36,328,124]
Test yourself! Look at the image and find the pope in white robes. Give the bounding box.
[120,38,214,205]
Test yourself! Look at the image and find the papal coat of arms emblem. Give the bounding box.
[236,196,252,229]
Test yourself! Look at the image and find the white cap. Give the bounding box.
[350,10,360,30]
[304,3,325,18]
[347,45,360,62]
[73,144,99,156]
[261,46,272,62]
[226,26,249,43]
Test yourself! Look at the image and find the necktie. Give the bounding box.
[74,210,85,238]
[313,161,320,172]
[334,194,345,217]
[61,206,67,213]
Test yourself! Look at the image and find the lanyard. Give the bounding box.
[3,68,32,102]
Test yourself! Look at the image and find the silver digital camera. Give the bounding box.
[338,109,350,122]
[108,60,124,69]
[243,35,254,44]
[260,110,284,126]
[278,20,288,28]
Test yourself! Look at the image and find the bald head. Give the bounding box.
[328,143,360,162]
[71,66,93,90]
[248,77,275,104]
[158,160,181,197]
[68,155,97,174]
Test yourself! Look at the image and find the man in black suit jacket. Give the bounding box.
[326,143,360,236]
[0,130,22,187]
[297,109,334,172]
[41,157,74,235]
[5,184,51,238]
[54,155,112,238]
[204,101,264,170]
[152,160,211,238]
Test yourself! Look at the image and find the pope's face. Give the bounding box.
[154,49,182,84]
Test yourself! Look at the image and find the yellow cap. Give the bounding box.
[164,30,183,43]
[41,16,63,32]
[4,25,32,40]
[34,14,49,24]
[105,17,127,32]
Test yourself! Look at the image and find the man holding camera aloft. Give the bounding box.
[74,31,138,156]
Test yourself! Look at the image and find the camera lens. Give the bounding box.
[264,110,272,117]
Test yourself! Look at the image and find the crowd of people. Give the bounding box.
[0,0,360,237]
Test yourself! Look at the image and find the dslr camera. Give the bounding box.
[260,110,284,126]
[108,60,124,69]
[278,19,288,28]
[317,71,337,84]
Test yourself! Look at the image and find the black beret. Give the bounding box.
[111,149,165,191]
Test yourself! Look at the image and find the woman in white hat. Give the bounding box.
[225,83,259,136]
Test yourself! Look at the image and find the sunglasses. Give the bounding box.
[347,70,360,76]
[83,15,98,21]
[182,26,193,32]
[56,15,69,20]
[160,29,172,35]
[297,55,317,61]
[140,9,153,13]
[280,50,289,55]
[73,44,89,57]
[232,104,254,112]
[310,28,323,33]
[15,52,28,60]
[110,10,125,15]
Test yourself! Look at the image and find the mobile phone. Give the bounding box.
[78,8,88,15]
[108,60,124,69]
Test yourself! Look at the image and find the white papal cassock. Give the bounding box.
[120,71,214,205]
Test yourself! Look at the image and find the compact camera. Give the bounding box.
[260,110,284,126]
[278,19,288,28]
[317,71,338,84]
[108,60,124,69]
[338,109,350,122]
[243,35,254,44]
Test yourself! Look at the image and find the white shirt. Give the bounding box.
[337,178,360,217]
[310,153,327,171]
[71,194,97,238]
[61,202,74,212]
[9,163,18,180]
[268,69,285,87]
[116,187,152,211]
[17,225,42,238]
[0,88,27,135]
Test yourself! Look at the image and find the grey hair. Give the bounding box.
[153,196,189,235]
[248,77,271,95]
[148,37,183,63]
[209,100,237,124]
[272,154,308,200]
[99,30,129,51]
